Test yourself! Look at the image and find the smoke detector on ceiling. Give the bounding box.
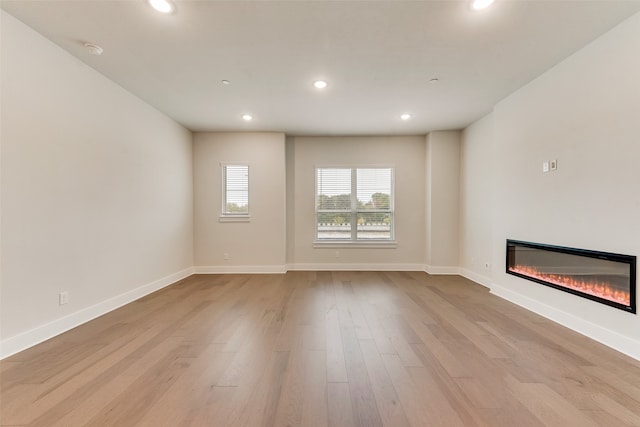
[84,43,104,56]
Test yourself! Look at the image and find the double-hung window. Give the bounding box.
[221,164,249,219]
[316,167,394,241]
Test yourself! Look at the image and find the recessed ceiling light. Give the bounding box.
[314,80,328,89]
[242,114,253,121]
[400,113,412,121]
[471,0,494,10]
[148,0,174,14]
[222,80,230,85]
[84,43,103,56]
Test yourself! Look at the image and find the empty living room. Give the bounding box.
[1,1,639,426]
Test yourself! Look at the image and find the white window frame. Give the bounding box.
[314,166,396,247]
[220,162,250,222]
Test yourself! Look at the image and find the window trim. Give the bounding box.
[315,165,395,245]
[220,162,250,221]
[313,241,397,249]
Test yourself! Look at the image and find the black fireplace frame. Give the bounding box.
[506,239,636,314]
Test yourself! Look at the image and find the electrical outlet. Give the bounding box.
[484,262,490,270]
[59,291,69,305]
[223,252,229,260]
[542,161,550,173]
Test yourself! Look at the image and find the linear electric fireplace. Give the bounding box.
[506,240,636,314]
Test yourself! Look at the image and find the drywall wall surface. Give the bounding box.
[459,114,494,286]
[490,11,640,356]
[285,136,296,264]
[425,131,461,272]
[287,136,425,269]
[193,132,286,272]
[1,11,193,348]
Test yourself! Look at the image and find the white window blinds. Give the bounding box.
[222,164,249,215]
[316,167,394,241]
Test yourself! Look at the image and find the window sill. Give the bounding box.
[219,215,251,223]
[313,241,397,249]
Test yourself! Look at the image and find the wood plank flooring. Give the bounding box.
[2,271,640,426]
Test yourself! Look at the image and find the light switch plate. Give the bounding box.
[543,161,550,172]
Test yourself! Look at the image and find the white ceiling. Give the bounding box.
[2,0,639,135]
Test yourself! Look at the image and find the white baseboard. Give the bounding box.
[490,283,640,361]
[194,265,287,274]
[459,268,492,288]
[287,263,424,271]
[0,267,194,360]
[424,265,460,275]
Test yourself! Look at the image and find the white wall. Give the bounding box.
[425,131,461,273]
[287,136,425,270]
[460,11,640,359]
[193,132,286,272]
[0,11,194,358]
[459,116,494,287]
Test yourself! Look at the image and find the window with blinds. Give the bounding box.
[222,164,249,215]
[316,167,394,241]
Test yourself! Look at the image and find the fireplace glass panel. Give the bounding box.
[506,240,636,313]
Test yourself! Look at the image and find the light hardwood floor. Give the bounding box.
[2,271,640,426]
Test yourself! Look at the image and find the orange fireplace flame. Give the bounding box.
[509,265,630,306]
